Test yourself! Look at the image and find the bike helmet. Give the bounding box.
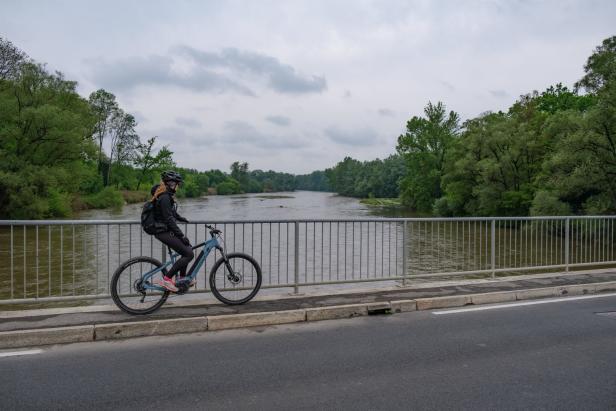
[161,170,183,183]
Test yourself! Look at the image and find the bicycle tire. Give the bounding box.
[209,252,262,305]
[110,256,170,315]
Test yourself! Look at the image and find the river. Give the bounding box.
[76,191,410,221]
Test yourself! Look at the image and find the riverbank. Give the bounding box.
[360,198,403,207]
[71,189,149,214]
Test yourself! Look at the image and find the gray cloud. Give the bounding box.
[265,115,291,126]
[221,120,307,149]
[325,126,379,147]
[131,110,148,124]
[440,81,456,92]
[489,89,509,98]
[176,46,327,94]
[377,108,395,117]
[175,117,202,128]
[86,54,255,96]
[86,46,326,96]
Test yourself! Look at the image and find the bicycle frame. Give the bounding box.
[142,235,222,292]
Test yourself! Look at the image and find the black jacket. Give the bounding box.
[151,185,188,237]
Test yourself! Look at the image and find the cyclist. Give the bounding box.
[151,170,194,292]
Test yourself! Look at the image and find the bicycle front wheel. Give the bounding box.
[209,252,262,305]
[110,257,169,315]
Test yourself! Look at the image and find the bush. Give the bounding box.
[121,190,149,204]
[82,187,124,209]
[433,197,454,216]
[48,189,73,217]
[530,191,571,216]
[216,179,241,195]
[582,194,612,215]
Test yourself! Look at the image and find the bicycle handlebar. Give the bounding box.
[206,224,222,235]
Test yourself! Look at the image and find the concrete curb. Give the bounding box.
[207,310,306,331]
[94,317,208,341]
[2,281,616,349]
[0,325,94,349]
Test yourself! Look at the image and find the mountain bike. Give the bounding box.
[110,225,262,315]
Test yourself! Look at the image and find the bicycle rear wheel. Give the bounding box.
[110,257,169,315]
[209,252,262,305]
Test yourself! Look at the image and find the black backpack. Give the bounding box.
[140,199,158,235]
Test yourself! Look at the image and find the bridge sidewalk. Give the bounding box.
[1,269,615,338]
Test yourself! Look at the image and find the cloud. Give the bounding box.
[175,117,202,128]
[325,126,379,147]
[221,120,307,149]
[377,108,395,117]
[440,81,456,92]
[489,89,509,98]
[175,46,327,94]
[86,46,327,96]
[86,54,255,95]
[265,115,291,126]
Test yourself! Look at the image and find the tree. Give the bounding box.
[134,137,174,190]
[230,161,250,191]
[0,59,96,218]
[88,89,118,181]
[108,110,138,186]
[396,101,460,211]
[0,36,28,80]
[575,36,616,93]
[541,36,616,214]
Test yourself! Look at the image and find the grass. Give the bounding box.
[360,198,403,207]
[121,190,150,204]
[81,187,124,209]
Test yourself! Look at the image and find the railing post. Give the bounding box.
[491,219,496,279]
[294,221,300,294]
[565,217,570,272]
[402,220,408,286]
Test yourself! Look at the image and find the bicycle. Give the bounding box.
[111,224,262,315]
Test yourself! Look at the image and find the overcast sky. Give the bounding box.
[2,0,615,174]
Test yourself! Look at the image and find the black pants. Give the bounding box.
[155,232,194,279]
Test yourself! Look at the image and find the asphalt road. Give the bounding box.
[1,295,616,410]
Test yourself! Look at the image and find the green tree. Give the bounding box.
[575,36,616,93]
[88,89,118,182]
[0,36,28,80]
[396,101,460,211]
[108,110,139,187]
[230,161,250,191]
[0,59,96,217]
[134,137,174,190]
[541,36,616,214]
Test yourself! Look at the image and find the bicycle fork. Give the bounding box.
[218,247,241,283]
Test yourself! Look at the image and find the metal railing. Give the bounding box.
[1,216,615,304]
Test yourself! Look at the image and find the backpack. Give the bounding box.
[140,199,158,234]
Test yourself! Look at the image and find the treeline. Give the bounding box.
[177,164,330,197]
[0,37,330,219]
[327,36,616,217]
[325,155,405,198]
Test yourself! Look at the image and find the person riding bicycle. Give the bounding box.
[151,170,194,292]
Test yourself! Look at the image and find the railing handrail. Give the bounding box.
[1,215,616,225]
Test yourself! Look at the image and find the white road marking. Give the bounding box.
[433,292,616,315]
[0,349,44,358]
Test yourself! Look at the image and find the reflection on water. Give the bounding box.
[1,192,615,302]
